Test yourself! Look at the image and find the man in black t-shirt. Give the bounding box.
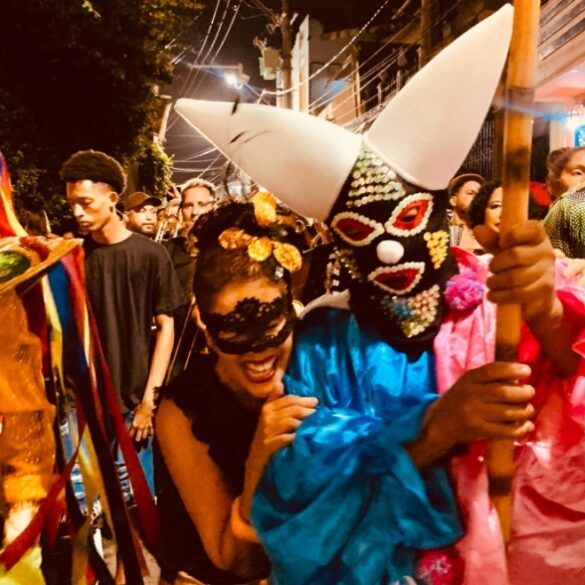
[60,150,185,489]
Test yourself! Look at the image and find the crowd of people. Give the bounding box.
[3,5,585,585]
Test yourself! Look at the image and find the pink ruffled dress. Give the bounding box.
[435,248,585,585]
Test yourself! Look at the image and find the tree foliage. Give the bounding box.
[0,0,203,230]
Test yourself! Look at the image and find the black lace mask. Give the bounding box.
[201,294,294,355]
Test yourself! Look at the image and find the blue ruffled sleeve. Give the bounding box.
[251,309,461,585]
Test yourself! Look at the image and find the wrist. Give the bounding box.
[142,385,162,409]
[136,399,155,415]
[526,296,563,328]
[230,496,260,543]
[406,402,457,469]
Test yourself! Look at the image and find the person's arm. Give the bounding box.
[239,386,318,522]
[131,313,174,442]
[156,398,269,578]
[475,220,580,376]
[405,361,535,470]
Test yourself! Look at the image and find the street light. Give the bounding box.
[224,72,243,89]
[189,62,250,90]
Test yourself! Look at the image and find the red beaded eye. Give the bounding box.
[331,212,384,247]
[385,193,434,237]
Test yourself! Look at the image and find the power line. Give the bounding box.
[166,0,225,133]
[176,0,222,94]
[188,0,243,97]
[183,0,234,98]
[307,1,417,113]
[309,0,467,120]
[262,0,396,97]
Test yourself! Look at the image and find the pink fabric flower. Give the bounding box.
[444,272,485,312]
[415,546,465,584]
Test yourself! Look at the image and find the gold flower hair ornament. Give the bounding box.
[218,192,302,273]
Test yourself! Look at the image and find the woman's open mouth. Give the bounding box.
[242,355,278,384]
[368,262,425,294]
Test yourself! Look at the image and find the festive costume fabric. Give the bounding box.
[543,182,585,258]
[252,250,585,585]
[0,237,79,510]
[252,307,461,584]
[173,7,519,585]
[0,152,154,584]
[436,248,585,585]
[0,236,79,584]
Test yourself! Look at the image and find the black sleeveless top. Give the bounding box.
[156,352,262,583]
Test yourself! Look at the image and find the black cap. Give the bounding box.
[124,191,160,211]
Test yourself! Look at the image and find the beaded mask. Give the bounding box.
[327,145,457,351]
[200,294,294,355]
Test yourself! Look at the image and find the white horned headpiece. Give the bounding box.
[175,5,513,351]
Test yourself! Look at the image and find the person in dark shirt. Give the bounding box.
[156,197,317,585]
[61,148,185,444]
[162,178,218,381]
[60,149,185,582]
[163,177,217,298]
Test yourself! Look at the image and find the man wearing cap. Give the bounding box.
[124,191,160,239]
[447,173,485,252]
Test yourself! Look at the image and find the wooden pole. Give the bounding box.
[487,0,541,545]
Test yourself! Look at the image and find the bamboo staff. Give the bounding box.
[487,0,541,545]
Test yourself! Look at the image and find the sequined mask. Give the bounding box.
[201,294,294,355]
[327,145,457,351]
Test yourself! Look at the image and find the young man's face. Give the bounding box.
[66,180,117,233]
[181,186,214,229]
[449,180,482,217]
[125,205,158,236]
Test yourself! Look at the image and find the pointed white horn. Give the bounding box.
[365,4,514,190]
[174,99,362,220]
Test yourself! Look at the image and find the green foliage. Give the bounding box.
[0,0,202,232]
[138,140,174,199]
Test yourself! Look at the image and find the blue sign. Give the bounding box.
[575,124,585,147]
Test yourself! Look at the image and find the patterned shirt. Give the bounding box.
[544,184,585,258]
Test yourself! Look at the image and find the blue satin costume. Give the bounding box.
[252,308,462,584]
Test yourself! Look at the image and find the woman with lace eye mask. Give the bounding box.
[155,196,318,585]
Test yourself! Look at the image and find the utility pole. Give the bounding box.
[420,0,432,65]
[279,0,293,109]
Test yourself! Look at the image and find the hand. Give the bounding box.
[247,382,318,474]
[240,381,318,521]
[129,400,155,443]
[475,220,558,323]
[427,361,535,451]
